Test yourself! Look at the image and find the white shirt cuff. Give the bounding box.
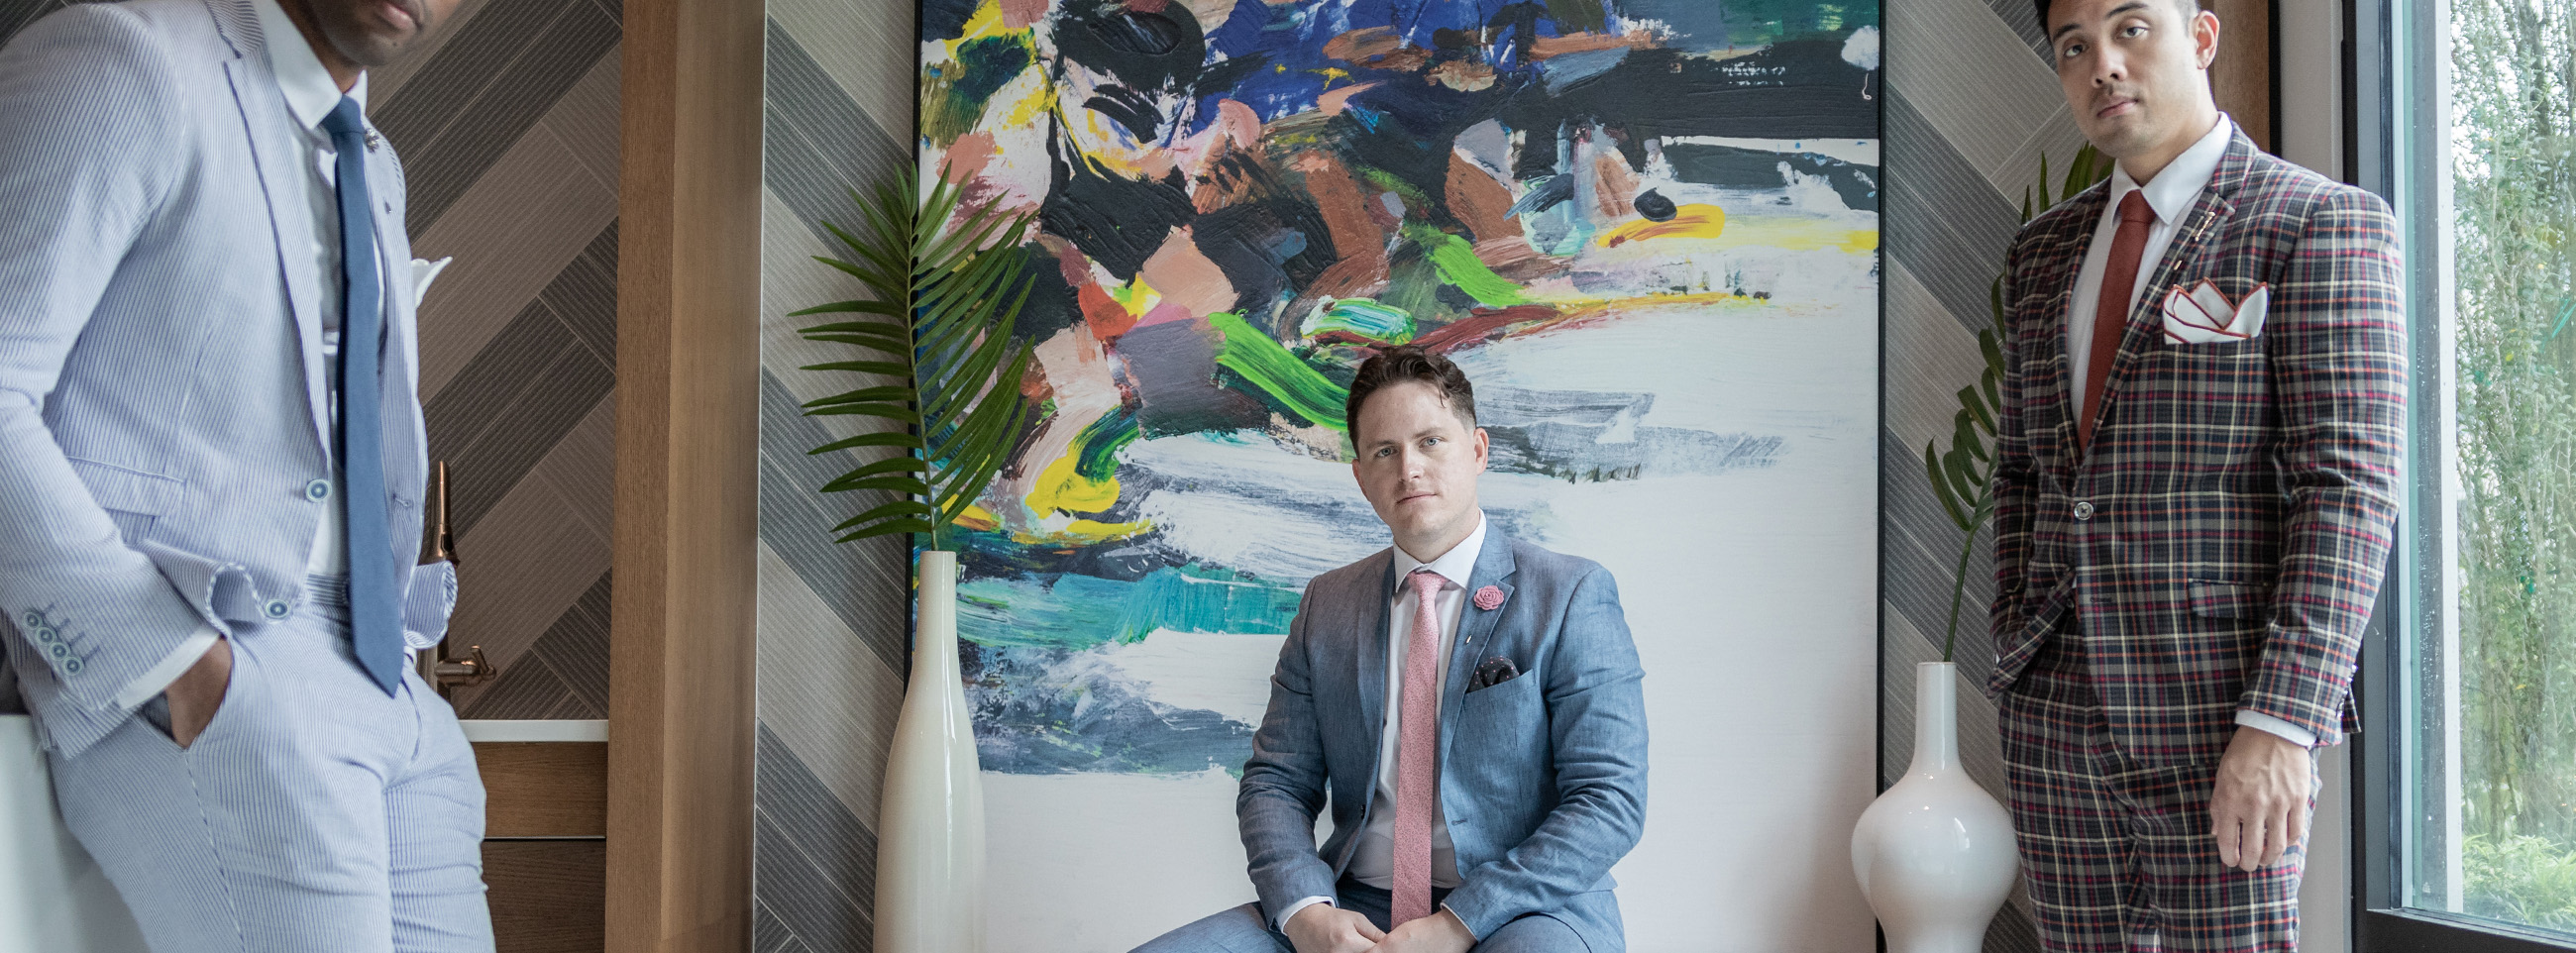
[111,625,222,711]
[2235,710,2318,748]
[1278,896,1334,931]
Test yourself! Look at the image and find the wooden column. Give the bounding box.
[607,0,762,948]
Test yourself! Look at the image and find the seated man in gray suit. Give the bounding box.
[0,0,479,950]
[1136,346,1650,953]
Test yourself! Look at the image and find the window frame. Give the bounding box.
[2349,0,2576,947]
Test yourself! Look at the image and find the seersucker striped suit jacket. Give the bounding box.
[1986,130,2406,766]
[0,0,456,758]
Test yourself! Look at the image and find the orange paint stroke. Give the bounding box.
[1317,81,1379,116]
[1529,30,1661,59]
[1077,281,1137,341]
[999,0,1048,29]
[944,131,997,182]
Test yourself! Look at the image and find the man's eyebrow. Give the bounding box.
[2052,1,2148,40]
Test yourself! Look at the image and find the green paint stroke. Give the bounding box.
[957,565,1302,649]
[1072,404,1142,481]
[1408,226,1531,307]
[920,33,1033,147]
[1304,298,1417,344]
[1208,312,1349,431]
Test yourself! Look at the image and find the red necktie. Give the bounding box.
[1393,570,1444,926]
[2080,191,2157,451]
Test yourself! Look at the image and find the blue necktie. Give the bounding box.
[321,98,404,695]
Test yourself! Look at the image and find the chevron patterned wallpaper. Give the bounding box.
[756,0,916,949]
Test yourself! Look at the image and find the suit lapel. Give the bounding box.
[1437,531,1516,771]
[222,50,335,468]
[2036,185,2108,471]
[1354,548,1394,764]
[2083,134,2253,453]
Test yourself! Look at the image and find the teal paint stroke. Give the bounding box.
[958,564,1304,649]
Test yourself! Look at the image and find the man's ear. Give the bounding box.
[1472,427,1490,470]
[2193,8,2221,69]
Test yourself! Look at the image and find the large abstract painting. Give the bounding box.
[916,0,1881,947]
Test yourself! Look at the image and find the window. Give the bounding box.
[2360,0,2576,947]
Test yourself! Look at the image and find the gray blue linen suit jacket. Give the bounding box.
[0,0,456,757]
[1238,529,1648,950]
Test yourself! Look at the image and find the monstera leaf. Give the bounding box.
[1923,144,2110,661]
[793,165,1038,553]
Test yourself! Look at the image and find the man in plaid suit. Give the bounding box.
[1987,0,2405,947]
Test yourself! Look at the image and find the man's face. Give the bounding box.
[293,0,459,68]
[2049,0,2217,160]
[1350,380,1489,551]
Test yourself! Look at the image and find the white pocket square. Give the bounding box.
[410,257,453,310]
[2161,278,2267,344]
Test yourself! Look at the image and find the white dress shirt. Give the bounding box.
[2061,114,2314,749]
[1279,513,1485,928]
[112,0,367,710]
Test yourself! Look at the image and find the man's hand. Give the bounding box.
[2209,725,2310,872]
[1367,908,1474,953]
[1284,902,1383,953]
[162,638,232,749]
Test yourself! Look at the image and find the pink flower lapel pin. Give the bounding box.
[1472,585,1506,610]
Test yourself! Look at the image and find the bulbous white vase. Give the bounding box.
[1852,662,2020,953]
[874,550,987,953]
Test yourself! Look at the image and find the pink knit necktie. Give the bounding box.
[1394,570,1445,926]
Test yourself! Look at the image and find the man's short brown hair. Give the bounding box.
[1343,345,1477,444]
[2034,0,2200,38]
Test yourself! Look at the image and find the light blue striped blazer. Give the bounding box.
[0,0,456,757]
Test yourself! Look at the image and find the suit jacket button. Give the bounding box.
[265,599,292,619]
[2072,500,2094,520]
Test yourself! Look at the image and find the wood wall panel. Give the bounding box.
[2206,0,2276,152]
[485,840,606,953]
[477,742,608,838]
[606,0,764,948]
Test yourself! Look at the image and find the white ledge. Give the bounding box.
[459,719,606,743]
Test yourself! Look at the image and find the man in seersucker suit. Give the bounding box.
[1132,345,1650,953]
[1987,0,2405,947]
[0,0,484,950]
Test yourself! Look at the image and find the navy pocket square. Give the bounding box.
[1465,656,1521,693]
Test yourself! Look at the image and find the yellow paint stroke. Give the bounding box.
[1027,451,1121,515]
[1109,275,1162,316]
[1598,204,1726,247]
[957,504,1002,531]
[1713,217,1880,254]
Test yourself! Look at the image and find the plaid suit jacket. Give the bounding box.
[1986,130,2406,764]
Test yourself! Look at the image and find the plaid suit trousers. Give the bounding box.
[2000,632,2317,951]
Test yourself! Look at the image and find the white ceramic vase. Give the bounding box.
[873,550,987,953]
[1851,662,2020,953]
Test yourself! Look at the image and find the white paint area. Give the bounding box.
[1092,629,1290,728]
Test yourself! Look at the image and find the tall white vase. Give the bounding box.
[1852,662,2020,953]
[874,550,987,953]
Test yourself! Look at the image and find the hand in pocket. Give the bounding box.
[163,638,233,748]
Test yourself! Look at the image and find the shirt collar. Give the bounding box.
[255,0,367,133]
[1391,512,1488,593]
[2107,113,2234,226]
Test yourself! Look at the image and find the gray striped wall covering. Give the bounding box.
[0,0,624,721]
[1881,0,2089,948]
[756,0,916,949]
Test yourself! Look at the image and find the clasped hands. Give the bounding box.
[2208,725,2311,873]
[1285,902,1472,953]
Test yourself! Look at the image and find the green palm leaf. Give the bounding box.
[796,162,1039,552]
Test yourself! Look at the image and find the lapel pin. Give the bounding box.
[364,130,382,152]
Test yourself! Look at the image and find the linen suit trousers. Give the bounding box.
[2000,633,2316,952]
[45,590,491,953]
